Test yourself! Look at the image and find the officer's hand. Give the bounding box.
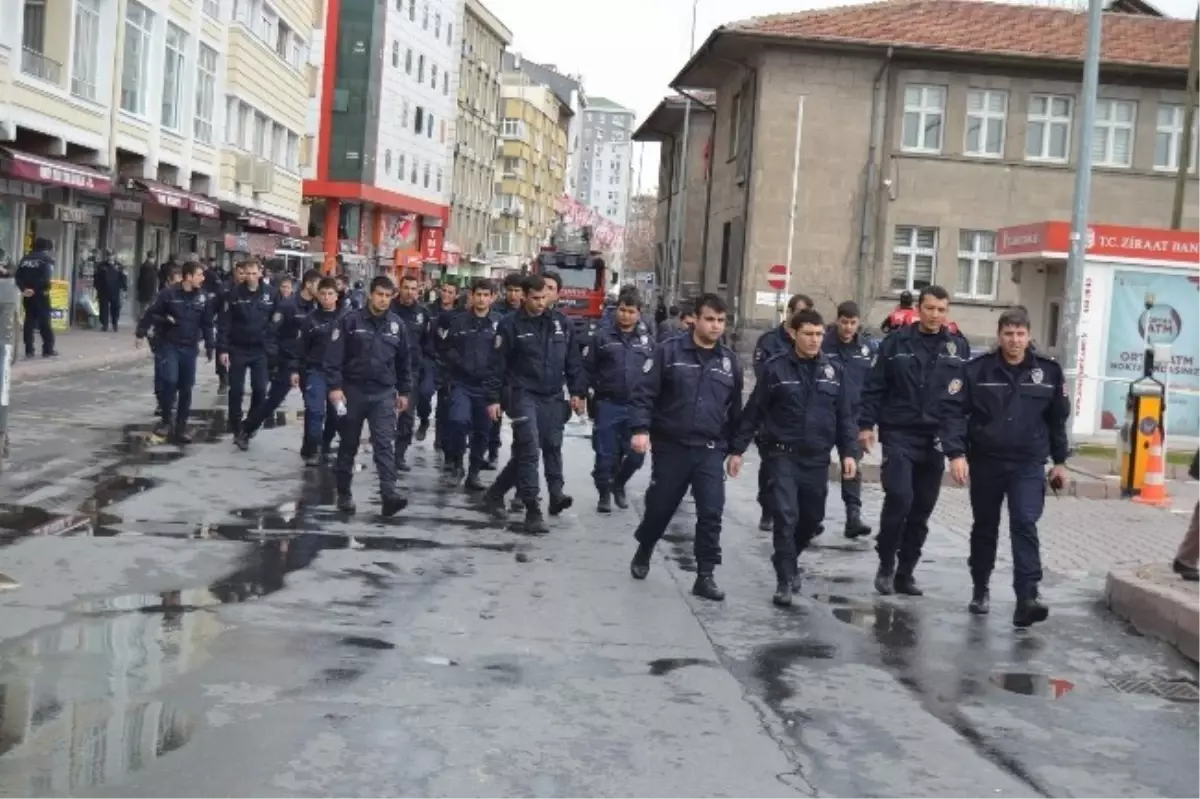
[329,389,346,407]
[487,403,503,422]
[858,429,876,454]
[950,456,969,485]
[1048,464,1068,491]
[842,457,857,479]
[570,396,586,415]
[395,393,409,413]
[290,372,300,388]
[218,353,230,368]
[20,289,32,298]
[726,454,743,478]
[631,433,650,455]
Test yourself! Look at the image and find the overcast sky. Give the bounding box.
[483,0,1199,195]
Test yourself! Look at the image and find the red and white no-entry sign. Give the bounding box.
[767,263,788,292]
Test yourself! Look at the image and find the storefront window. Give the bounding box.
[176,232,198,259]
[112,218,138,267]
[0,201,17,267]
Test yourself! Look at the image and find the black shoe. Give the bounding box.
[692,574,725,602]
[483,451,499,470]
[233,433,250,451]
[172,427,193,445]
[24,350,34,359]
[42,350,58,358]
[548,493,573,516]
[336,493,356,514]
[844,512,872,539]
[893,574,924,596]
[773,578,793,607]
[758,512,772,532]
[1173,558,1199,581]
[813,523,826,539]
[523,505,549,535]
[612,485,629,510]
[381,494,407,517]
[479,490,508,521]
[874,567,895,596]
[217,378,228,395]
[596,493,612,513]
[508,497,524,514]
[415,421,429,442]
[968,586,990,615]
[630,543,653,579]
[791,569,803,593]
[464,469,485,491]
[443,463,464,485]
[303,453,321,467]
[320,446,334,462]
[395,449,411,472]
[101,325,108,332]
[1013,596,1049,628]
[152,420,171,438]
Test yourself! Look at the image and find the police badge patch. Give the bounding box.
[721,356,731,372]
[272,311,282,323]
[582,346,589,357]
[948,378,963,395]
[438,328,448,338]
[1031,368,1043,384]
[824,365,834,379]
[946,342,958,357]
[390,321,399,335]
[416,313,424,324]
[643,359,653,373]
[494,335,503,349]
[331,328,340,341]
[861,345,869,356]
[640,335,648,345]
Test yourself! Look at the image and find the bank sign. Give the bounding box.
[1101,269,1200,437]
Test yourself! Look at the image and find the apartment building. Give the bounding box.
[576,97,635,279]
[663,0,1198,345]
[502,55,586,202]
[305,0,462,276]
[489,68,570,270]
[450,0,511,272]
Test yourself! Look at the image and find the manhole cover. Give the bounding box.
[1107,677,1199,703]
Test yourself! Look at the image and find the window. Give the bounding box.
[203,0,219,18]
[396,0,403,11]
[426,113,433,137]
[272,123,286,165]
[397,153,406,180]
[1090,98,1136,168]
[409,1,415,20]
[401,99,410,127]
[238,102,252,148]
[501,117,520,137]
[391,41,399,67]
[436,167,443,191]
[71,0,101,101]
[120,1,154,115]
[964,89,1007,157]
[719,221,731,285]
[434,12,440,36]
[431,64,438,89]
[447,22,453,45]
[286,132,299,170]
[275,19,291,60]
[956,231,997,299]
[890,226,937,292]
[410,157,418,183]
[405,47,413,74]
[254,112,269,157]
[1026,94,1072,162]
[384,149,392,174]
[423,162,430,188]
[443,71,448,95]
[728,92,741,159]
[290,36,305,69]
[417,54,425,81]
[901,84,945,152]
[258,4,277,46]
[225,96,239,144]
[422,2,428,28]
[194,44,218,143]
[161,23,187,129]
[1155,104,1198,172]
[22,0,45,54]
[414,106,424,133]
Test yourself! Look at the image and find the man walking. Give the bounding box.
[15,237,57,358]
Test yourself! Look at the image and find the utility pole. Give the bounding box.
[1171,10,1198,231]
[667,0,699,306]
[1059,0,1103,450]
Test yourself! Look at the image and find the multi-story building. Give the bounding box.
[450,0,511,272]
[0,0,310,327]
[305,0,462,277]
[575,96,636,280]
[660,0,1197,348]
[489,63,570,270]
[502,55,585,200]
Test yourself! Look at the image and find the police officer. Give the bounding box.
[751,293,814,532]
[217,260,278,439]
[584,288,653,513]
[419,281,460,447]
[731,308,857,606]
[480,274,587,534]
[135,262,214,442]
[299,277,344,465]
[656,301,694,343]
[236,277,309,450]
[858,285,970,597]
[93,250,127,332]
[961,307,1068,627]
[390,274,429,472]
[821,300,875,539]
[147,264,183,418]
[499,272,524,315]
[628,293,742,602]
[15,237,57,358]
[323,276,413,517]
[441,278,501,489]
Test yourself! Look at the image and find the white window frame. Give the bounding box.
[161,23,187,131]
[202,0,220,19]
[956,230,998,300]
[70,0,101,101]
[120,1,155,116]
[964,88,1007,158]
[272,123,286,165]
[891,226,938,293]
[901,84,945,153]
[224,96,239,144]
[501,117,520,137]
[286,132,299,171]
[1092,98,1136,168]
[194,44,218,144]
[1154,103,1199,173]
[1026,93,1073,163]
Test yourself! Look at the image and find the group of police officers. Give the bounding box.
[130,264,1069,627]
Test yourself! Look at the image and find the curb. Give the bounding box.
[824,460,1130,498]
[11,348,150,383]
[1105,563,1199,663]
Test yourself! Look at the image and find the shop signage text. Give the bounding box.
[421,227,444,263]
[54,205,92,224]
[0,179,44,201]
[111,197,143,216]
[996,220,1200,265]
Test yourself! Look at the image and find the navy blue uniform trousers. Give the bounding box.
[591,400,644,491]
[445,383,492,469]
[334,386,399,498]
[492,390,567,503]
[158,342,198,426]
[634,440,725,569]
[967,458,1046,599]
[876,430,944,576]
[228,348,268,431]
[764,451,828,576]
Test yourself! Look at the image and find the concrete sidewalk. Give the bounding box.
[11,328,150,382]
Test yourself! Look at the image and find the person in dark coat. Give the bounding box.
[93,250,128,332]
[137,254,159,313]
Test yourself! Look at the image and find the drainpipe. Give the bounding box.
[855,46,892,312]
[732,63,758,349]
[659,131,676,295]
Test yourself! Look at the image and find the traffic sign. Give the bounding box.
[767,263,788,292]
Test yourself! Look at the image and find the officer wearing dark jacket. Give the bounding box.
[858,285,970,597]
[217,261,278,437]
[584,289,653,513]
[135,262,214,442]
[419,282,460,447]
[628,293,743,602]
[15,238,56,358]
[323,276,413,517]
[732,308,858,607]
[298,277,343,465]
[750,293,813,531]
[441,278,501,489]
[961,307,1068,627]
[236,288,309,449]
[390,274,430,471]
[136,255,159,313]
[499,272,523,316]
[93,251,128,332]
[480,273,587,534]
[821,301,875,538]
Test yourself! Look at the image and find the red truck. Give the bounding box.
[532,245,608,333]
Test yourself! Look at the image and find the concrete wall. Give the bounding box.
[653,109,713,298]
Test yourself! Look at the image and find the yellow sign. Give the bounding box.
[49,279,69,332]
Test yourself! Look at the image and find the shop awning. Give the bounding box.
[0,147,113,194]
[241,209,303,237]
[996,220,1199,265]
[133,179,220,218]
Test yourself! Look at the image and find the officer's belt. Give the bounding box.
[593,391,630,403]
[761,439,825,456]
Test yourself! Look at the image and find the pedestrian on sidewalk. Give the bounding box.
[1173,451,1199,581]
[821,300,875,539]
[136,253,158,319]
[93,250,128,333]
[15,237,57,359]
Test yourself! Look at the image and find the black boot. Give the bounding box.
[548,492,573,516]
[336,492,356,514]
[443,460,464,485]
[773,566,794,607]
[482,450,499,471]
[415,420,429,441]
[791,559,803,592]
[381,493,407,517]
[1013,595,1049,628]
[874,565,895,596]
[152,418,172,439]
[464,468,485,491]
[758,512,772,532]
[893,573,924,596]
[172,424,193,445]
[395,446,411,473]
[692,572,725,602]
[508,496,524,514]
[523,504,549,535]
[844,511,872,539]
[233,432,250,451]
[479,489,508,521]
[630,543,654,579]
[968,585,990,615]
[596,491,612,513]
[612,484,629,510]
[1173,558,1199,581]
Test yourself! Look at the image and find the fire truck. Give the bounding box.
[530,225,608,333]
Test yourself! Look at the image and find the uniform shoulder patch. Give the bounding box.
[272,311,282,323]
[582,346,589,357]
[331,328,340,341]
[642,359,654,373]
[948,378,963,395]
[494,334,503,349]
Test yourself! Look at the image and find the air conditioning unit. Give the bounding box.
[235,153,255,184]
[253,159,274,193]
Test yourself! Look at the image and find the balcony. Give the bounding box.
[21,47,62,85]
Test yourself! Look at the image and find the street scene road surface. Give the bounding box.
[0,360,1196,798]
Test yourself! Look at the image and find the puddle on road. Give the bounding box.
[648,657,716,676]
[991,673,1076,699]
[339,636,395,650]
[810,593,853,606]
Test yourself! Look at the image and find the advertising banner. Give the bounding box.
[1100,269,1200,436]
[49,279,70,332]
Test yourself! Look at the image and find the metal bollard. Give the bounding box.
[0,279,18,468]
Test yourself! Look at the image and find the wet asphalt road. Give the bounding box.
[0,363,1197,797]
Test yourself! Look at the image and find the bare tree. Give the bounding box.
[623,194,657,274]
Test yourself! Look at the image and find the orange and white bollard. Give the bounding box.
[1133,429,1171,507]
